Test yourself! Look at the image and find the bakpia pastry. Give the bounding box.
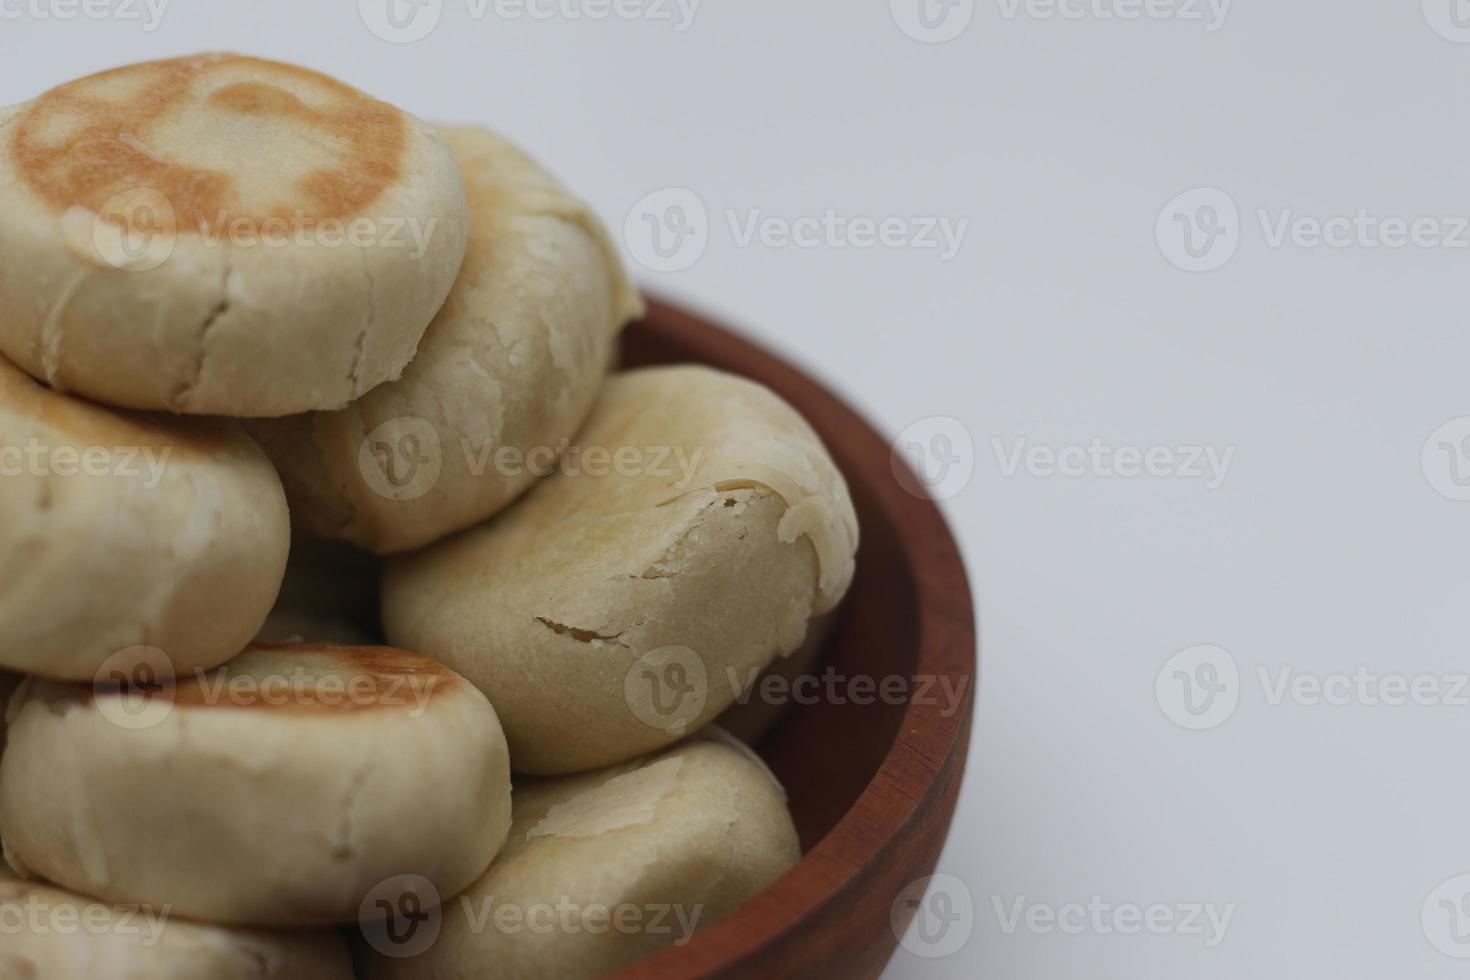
[249,125,641,553]
[383,365,859,773]
[0,54,468,417]
[0,870,354,980]
[0,644,512,926]
[0,354,289,680]
[358,735,800,980]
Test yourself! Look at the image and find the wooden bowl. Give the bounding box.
[610,299,977,979]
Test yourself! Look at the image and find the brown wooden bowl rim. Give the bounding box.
[613,298,977,978]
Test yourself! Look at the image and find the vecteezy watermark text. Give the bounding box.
[0,896,171,946]
[191,211,440,260]
[458,896,701,943]
[992,437,1235,489]
[1158,187,1470,272]
[725,209,968,260]
[624,188,969,273]
[85,189,442,273]
[0,0,168,30]
[359,417,706,503]
[182,666,440,716]
[995,0,1230,30]
[0,440,172,490]
[724,666,971,718]
[1156,644,1470,731]
[891,0,1230,43]
[359,873,704,959]
[358,0,701,44]
[91,646,442,731]
[992,895,1235,947]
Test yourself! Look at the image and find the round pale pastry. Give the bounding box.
[0,354,289,680]
[0,870,353,980]
[0,53,468,417]
[248,125,642,552]
[0,643,513,926]
[383,365,859,774]
[357,734,800,980]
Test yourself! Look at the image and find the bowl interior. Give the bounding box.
[747,484,915,849]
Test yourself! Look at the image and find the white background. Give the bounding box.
[6,1,1470,976]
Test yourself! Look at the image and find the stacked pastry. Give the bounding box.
[0,54,858,980]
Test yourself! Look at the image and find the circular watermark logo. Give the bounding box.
[84,187,177,272]
[1422,417,1470,501]
[1423,0,1470,43]
[358,417,443,502]
[1156,187,1240,272]
[359,0,443,43]
[891,873,975,959]
[1424,874,1470,958]
[624,187,708,273]
[92,646,176,731]
[358,874,443,958]
[890,0,975,43]
[1155,644,1239,730]
[891,416,974,500]
[623,645,708,734]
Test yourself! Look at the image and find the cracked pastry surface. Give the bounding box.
[383,365,859,774]
[0,643,512,926]
[0,869,354,979]
[0,354,289,680]
[247,124,642,553]
[0,53,468,418]
[358,735,800,980]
